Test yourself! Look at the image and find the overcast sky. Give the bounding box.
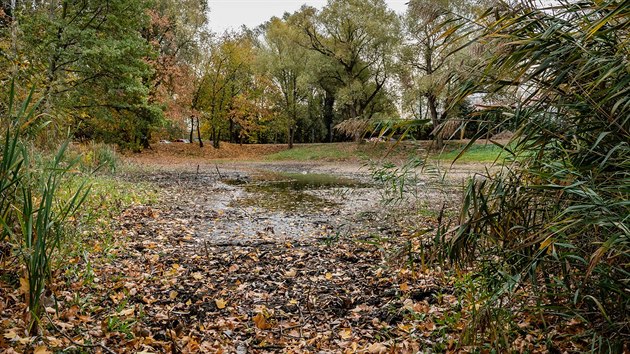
[207,0,409,33]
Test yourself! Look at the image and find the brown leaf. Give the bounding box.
[19,277,29,295]
[253,313,272,330]
[399,282,410,292]
[34,346,52,354]
[339,328,352,339]
[367,342,387,353]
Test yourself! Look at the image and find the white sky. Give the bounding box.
[208,0,409,33]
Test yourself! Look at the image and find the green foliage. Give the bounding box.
[451,0,629,349]
[0,86,88,334]
[400,0,477,148]
[300,0,402,139]
[371,158,426,205]
[2,0,161,150]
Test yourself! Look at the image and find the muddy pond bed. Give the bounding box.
[126,166,383,247]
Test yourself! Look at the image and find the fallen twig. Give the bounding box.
[44,311,116,354]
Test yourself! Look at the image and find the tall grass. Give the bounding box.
[0,86,88,334]
[449,0,629,350]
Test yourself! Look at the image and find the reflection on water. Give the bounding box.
[225,171,368,212]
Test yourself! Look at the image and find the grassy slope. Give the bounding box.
[264,141,507,164]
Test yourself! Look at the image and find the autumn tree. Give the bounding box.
[144,0,210,142]
[195,32,256,148]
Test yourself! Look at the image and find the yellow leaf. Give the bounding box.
[34,346,52,354]
[192,272,203,280]
[398,323,412,332]
[118,308,135,317]
[253,313,272,330]
[539,237,554,250]
[169,291,178,300]
[399,282,410,292]
[339,327,352,339]
[215,298,227,309]
[3,329,18,340]
[19,277,29,295]
[325,272,333,280]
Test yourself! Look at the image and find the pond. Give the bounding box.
[225,170,369,213]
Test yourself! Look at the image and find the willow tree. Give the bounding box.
[300,0,401,140]
[401,0,476,149]
[260,14,313,148]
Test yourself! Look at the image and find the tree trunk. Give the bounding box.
[228,119,235,143]
[196,117,203,147]
[427,93,443,150]
[212,128,221,148]
[288,126,295,149]
[324,91,335,143]
[189,116,194,142]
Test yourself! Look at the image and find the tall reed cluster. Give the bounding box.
[451,0,629,349]
[1,86,88,334]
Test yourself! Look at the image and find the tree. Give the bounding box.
[144,0,210,143]
[260,14,313,148]
[401,0,475,149]
[9,0,159,150]
[195,32,256,148]
[300,0,401,140]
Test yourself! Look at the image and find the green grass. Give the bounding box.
[432,143,509,163]
[265,141,510,164]
[57,170,157,284]
[264,142,424,162]
[265,143,355,161]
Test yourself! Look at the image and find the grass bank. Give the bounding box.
[265,141,508,164]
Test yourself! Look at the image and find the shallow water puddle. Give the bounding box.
[225,170,367,213]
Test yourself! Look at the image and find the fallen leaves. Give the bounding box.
[367,342,388,353]
[0,165,575,353]
[214,298,227,310]
[339,327,352,339]
[33,345,52,354]
[400,282,410,292]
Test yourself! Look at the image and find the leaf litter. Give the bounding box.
[0,162,555,353]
